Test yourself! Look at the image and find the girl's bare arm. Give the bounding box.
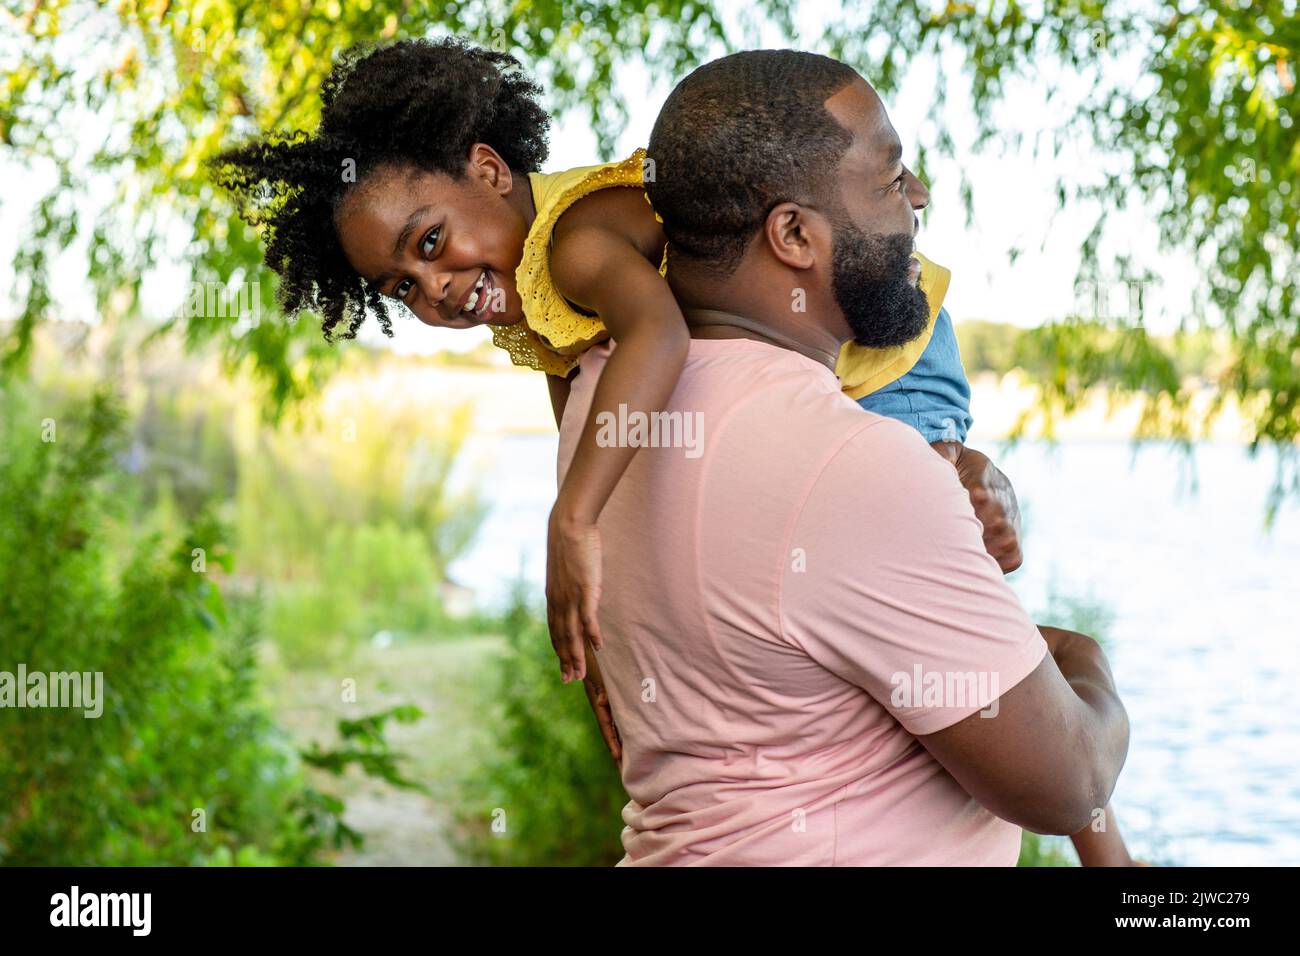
[544,186,689,681]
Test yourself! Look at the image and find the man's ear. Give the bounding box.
[466,142,513,195]
[763,202,818,270]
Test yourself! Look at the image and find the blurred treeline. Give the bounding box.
[956,320,1230,385]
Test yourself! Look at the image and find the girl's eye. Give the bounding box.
[388,226,441,302]
[420,226,440,256]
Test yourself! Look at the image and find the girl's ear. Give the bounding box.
[466,142,513,195]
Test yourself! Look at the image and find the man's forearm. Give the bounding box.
[1039,626,1130,815]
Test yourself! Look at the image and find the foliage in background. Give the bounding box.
[456,590,627,866]
[59,333,490,665]
[300,704,427,791]
[287,704,428,861]
[2,0,792,413]
[0,383,301,863]
[0,378,433,864]
[956,318,1230,385]
[234,385,484,585]
[5,1,1296,470]
[828,1,1298,484]
[233,368,486,663]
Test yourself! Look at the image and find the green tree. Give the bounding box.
[0,384,291,864]
[2,0,788,412]
[823,1,1298,498]
[5,1,1297,482]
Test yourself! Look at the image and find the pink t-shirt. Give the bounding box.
[558,338,1048,866]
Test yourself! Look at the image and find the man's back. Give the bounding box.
[558,338,1047,865]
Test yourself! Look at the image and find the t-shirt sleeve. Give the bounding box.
[779,417,1048,736]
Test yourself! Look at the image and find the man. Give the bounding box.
[558,50,1129,865]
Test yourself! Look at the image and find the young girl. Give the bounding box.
[213,37,1137,865]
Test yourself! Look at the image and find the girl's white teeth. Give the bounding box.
[463,272,487,314]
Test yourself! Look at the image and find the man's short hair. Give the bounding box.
[645,50,860,276]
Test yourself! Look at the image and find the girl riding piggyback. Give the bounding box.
[213,37,970,691]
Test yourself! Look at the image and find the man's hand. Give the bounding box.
[582,649,622,764]
[932,441,1023,574]
[545,510,604,683]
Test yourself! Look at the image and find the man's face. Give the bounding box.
[821,79,932,348]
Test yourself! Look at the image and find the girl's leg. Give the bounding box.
[1070,802,1139,866]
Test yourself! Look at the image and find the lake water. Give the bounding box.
[449,435,1300,866]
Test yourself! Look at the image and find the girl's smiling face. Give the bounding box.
[335,144,533,330]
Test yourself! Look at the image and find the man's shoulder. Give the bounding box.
[674,339,844,410]
[671,341,938,462]
[784,406,962,528]
[840,407,938,453]
[784,394,937,460]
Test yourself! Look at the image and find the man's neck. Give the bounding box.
[683,307,843,371]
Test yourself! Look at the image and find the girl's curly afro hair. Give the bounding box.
[211,38,550,340]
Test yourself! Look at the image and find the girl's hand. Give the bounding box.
[582,650,622,763]
[545,509,604,683]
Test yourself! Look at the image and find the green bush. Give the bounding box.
[0,386,322,864]
[264,582,358,669]
[264,521,444,667]
[457,593,627,866]
[1018,832,1077,867]
[321,521,442,636]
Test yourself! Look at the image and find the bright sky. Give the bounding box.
[2,2,1202,356]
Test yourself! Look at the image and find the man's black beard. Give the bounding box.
[830,223,930,349]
